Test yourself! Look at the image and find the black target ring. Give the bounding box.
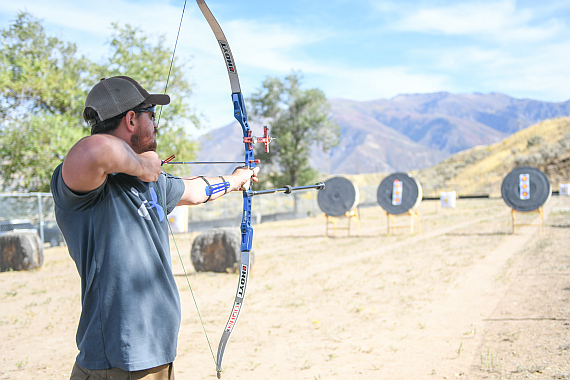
[501,166,551,212]
[377,173,422,215]
[317,177,360,217]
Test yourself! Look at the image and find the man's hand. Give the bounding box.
[232,166,260,191]
[137,151,162,183]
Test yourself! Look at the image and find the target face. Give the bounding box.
[440,191,456,208]
[317,177,360,217]
[392,180,403,206]
[501,166,551,211]
[377,173,422,215]
[519,174,530,200]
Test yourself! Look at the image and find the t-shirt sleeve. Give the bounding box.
[50,163,106,211]
[162,171,185,215]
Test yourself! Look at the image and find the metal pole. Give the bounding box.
[37,193,44,244]
[248,182,325,196]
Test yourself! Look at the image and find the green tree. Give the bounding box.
[249,72,340,187]
[0,12,92,192]
[0,12,92,121]
[0,13,200,191]
[1,114,85,191]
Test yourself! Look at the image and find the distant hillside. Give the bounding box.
[193,92,570,177]
[411,117,570,197]
[319,93,570,175]
[345,117,570,198]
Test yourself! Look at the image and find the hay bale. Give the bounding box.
[191,228,254,273]
[0,231,44,272]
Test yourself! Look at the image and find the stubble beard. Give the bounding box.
[131,127,158,154]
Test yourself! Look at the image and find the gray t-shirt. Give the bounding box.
[51,164,185,371]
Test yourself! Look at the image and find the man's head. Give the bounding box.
[83,76,170,135]
[83,76,170,153]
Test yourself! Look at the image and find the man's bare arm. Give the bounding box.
[62,134,162,193]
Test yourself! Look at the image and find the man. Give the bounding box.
[51,76,259,380]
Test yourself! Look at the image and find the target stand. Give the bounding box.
[377,173,423,236]
[501,166,551,234]
[325,209,361,237]
[317,177,361,237]
[386,209,421,236]
[510,207,544,234]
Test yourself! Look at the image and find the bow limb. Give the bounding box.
[196,1,254,378]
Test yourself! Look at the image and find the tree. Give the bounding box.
[249,72,340,187]
[0,13,200,191]
[0,12,92,122]
[1,114,85,191]
[0,12,92,192]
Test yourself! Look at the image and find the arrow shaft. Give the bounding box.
[165,161,249,165]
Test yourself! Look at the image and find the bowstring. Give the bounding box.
[156,0,187,127]
[157,0,217,369]
[155,185,216,367]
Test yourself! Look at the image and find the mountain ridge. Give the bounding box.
[194,92,570,177]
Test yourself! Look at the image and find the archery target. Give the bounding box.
[440,191,456,208]
[168,206,188,233]
[560,183,570,196]
[377,173,423,215]
[317,177,360,217]
[501,166,551,212]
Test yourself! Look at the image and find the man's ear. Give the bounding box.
[124,110,137,132]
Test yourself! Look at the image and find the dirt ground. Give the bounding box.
[1,197,569,380]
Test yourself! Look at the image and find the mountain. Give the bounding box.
[344,116,570,198]
[411,116,570,197]
[194,92,570,176]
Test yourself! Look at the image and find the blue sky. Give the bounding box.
[2,0,570,133]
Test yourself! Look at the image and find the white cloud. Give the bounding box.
[216,18,333,74]
[184,15,337,130]
[478,41,570,100]
[307,66,451,101]
[391,0,564,43]
[3,0,178,37]
[409,39,570,102]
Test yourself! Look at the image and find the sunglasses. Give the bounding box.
[136,105,156,122]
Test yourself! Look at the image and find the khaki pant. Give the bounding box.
[70,362,175,380]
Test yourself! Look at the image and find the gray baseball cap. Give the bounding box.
[85,76,170,124]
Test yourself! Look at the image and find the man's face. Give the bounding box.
[130,110,158,154]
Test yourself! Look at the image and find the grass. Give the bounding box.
[481,346,502,372]
[15,357,28,370]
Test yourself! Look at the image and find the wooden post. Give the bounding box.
[511,207,544,234]
[386,209,421,236]
[325,209,360,237]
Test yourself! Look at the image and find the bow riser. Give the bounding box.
[233,93,254,169]
[233,92,255,254]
